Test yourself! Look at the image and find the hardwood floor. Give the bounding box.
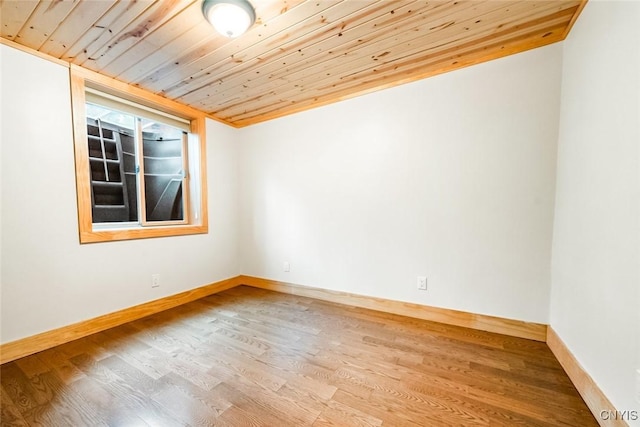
[1,286,597,426]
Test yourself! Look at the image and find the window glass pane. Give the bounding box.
[86,102,135,129]
[86,88,190,132]
[141,118,186,222]
[86,111,138,224]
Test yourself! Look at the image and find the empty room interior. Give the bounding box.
[1,0,638,425]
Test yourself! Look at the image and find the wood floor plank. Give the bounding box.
[212,369,322,426]
[313,399,383,427]
[332,389,434,427]
[30,348,88,385]
[0,387,29,427]
[215,381,300,425]
[160,371,233,416]
[150,382,221,427]
[21,370,106,427]
[1,364,44,413]
[1,286,597,426]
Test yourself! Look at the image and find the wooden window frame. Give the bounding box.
[70,65,208,243]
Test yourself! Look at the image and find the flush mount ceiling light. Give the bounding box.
[202,0,256,38]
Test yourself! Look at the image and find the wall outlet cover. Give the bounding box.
[417,276,427,290]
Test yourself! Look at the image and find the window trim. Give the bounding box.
[70,65,208,243]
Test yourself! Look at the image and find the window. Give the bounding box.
[70,66,208,243]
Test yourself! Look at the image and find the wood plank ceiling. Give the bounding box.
[1,0,584,127]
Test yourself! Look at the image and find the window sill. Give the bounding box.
[79,223,208,243]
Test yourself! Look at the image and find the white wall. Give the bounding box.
[0,42,4,319]
[238,44,563,323]
[0,44,240,344]
[550,0,640,422]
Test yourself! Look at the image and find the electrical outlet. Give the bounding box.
[151,274,160,288]
[417,276,427,290]
[283,262,290,272]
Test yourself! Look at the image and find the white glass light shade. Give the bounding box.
[202,0,256,38]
